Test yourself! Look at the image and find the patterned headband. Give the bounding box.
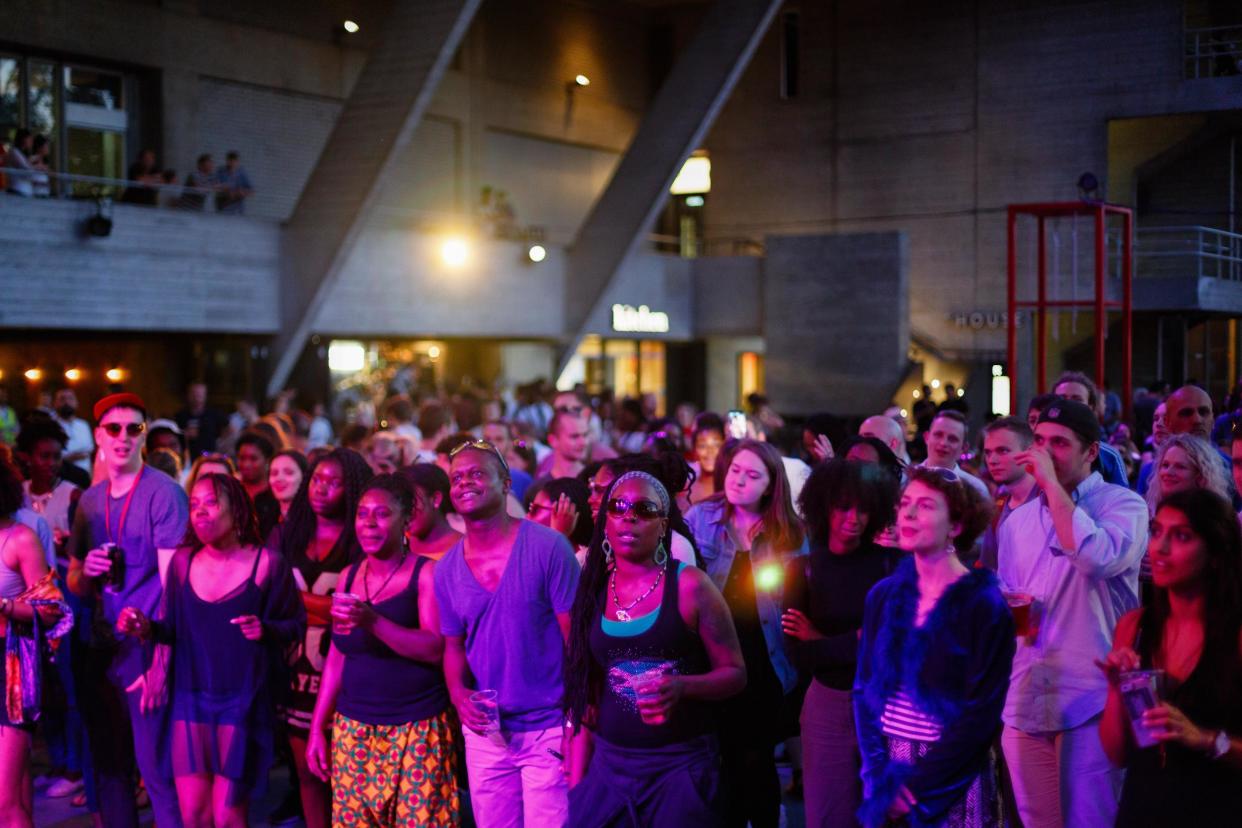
[611,470,671,515]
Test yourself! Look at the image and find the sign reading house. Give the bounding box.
[611,304,670,334]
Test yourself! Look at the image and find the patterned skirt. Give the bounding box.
[331,709,460,827]
[886,736,1003,827]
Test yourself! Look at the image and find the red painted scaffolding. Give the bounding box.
[1006,201,1134,420]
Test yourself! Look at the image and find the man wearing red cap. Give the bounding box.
[67,393,188,828]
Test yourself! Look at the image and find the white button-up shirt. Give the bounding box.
[998,471,1148,732]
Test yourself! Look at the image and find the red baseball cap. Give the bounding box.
[93,392,148,423]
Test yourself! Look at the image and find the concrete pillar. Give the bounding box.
[763,232,911,417]
[266,0,483,397]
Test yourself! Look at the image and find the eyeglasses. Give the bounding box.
[527,502,551,516]
[448,439,510,475]
[102,422,146,438]
[606,497,666,520]
[555,404,585,415]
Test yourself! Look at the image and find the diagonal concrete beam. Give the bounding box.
[558,0,784,375]
[267,0,482,397]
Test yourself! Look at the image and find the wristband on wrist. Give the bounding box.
[1211,730,1231,760]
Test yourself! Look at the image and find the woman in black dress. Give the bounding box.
[1100,488,1242,824]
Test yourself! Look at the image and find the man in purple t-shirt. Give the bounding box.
[435,440,580,827]
[67,393,188,828]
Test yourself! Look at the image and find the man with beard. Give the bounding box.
[434,440,580,826]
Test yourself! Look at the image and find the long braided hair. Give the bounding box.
[279,447,374,572]
[564,472,674,733]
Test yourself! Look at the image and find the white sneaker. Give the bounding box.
[46,777,85,798]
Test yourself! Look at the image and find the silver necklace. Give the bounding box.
[609,565,664,622]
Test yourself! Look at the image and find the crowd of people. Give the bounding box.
[0,369,1239,828]
[1,129,253,212]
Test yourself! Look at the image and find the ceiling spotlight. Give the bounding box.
[527,244,547,263]
[105,368,125,383]
[342,20,360,33]
[428,345,442,360]
[24,368,42,382]
[64,368,83,382]
[440,237,469,268]
[573,74,590,87]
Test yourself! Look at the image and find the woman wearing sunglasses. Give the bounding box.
[565,471,745,827]
[853,467,1013,827]
[684,439,805,828]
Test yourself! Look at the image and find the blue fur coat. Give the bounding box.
[852,558,1015,827]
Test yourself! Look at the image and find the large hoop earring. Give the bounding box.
[602,538,614,564]
[654,541,668,567]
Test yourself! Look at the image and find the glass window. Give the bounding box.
[67,126,125,197]
[0,57,19,136]
[737,351,765,407]
[65,66,124,110]
[27,60,56,137]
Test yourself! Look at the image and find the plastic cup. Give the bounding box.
[635,680,667,725]
[1120,669,1165,748]
[331,592,361,634]
[1003,591,1034,638]
[470,689,500,736]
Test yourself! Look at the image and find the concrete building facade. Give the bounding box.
[2,0,1239,420]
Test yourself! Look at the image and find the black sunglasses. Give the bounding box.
[102,422,146,438]
[606,497,666,520]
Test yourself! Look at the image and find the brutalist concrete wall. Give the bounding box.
[763,232,909,417]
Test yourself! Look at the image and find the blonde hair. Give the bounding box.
[1145,434,1230,515]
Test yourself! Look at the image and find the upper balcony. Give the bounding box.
[1134,224,1242,313]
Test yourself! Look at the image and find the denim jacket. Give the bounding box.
[684,497,804,694]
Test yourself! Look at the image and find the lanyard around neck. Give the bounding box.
[105,466,145,546]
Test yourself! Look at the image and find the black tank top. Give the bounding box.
[1116,608,1242,825]
[590,558,712,748]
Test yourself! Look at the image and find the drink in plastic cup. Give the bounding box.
[635,680,667,725]
[331,592,362,634]
[1003,591,1034,638]
[1120,669,1165,748]
[471,689,500,736]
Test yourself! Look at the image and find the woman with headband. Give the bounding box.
[565,471,746,827]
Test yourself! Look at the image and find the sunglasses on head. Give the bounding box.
[606,497,666,520]
[102,422,146,438]
[448,439,510,475]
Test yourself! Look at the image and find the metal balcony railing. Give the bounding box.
[1185,25,1242,79]
[1135,225,1242,281]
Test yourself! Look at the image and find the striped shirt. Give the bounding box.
[880,689,943,742]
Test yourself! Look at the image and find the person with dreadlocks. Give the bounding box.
[118,473,304,828]
[565,470,745,827]
[276,447,373,828]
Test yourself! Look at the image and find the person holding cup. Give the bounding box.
[564,471,745,826]
[305,474,459,826]
[1099,489,1242,825]
[997,399,1148,828]
[116,472,304,828]
[66,392,189,828]
[853,467,1013,827]
[434,439,580,827]
[275,447,374,828]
